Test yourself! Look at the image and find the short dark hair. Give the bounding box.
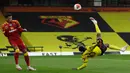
[4,13,12,18]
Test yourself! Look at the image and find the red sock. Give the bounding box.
[14,53,19,65]
[24,55,30,66]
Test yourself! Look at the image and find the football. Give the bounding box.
[74,3,82,10]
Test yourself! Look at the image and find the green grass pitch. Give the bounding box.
[0,55,130,73]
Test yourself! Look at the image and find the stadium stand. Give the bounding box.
[1,0,130,53]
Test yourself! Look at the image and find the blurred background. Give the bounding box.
[0,0,130,13]
[1,0,130,7]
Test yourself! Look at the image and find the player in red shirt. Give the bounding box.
[1,13,36,71]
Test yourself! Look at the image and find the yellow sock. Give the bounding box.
[94,23,101,33]
[15,49,20,53]
[109,45,120,50]
[77,57,88,70]
[24,52,28,56]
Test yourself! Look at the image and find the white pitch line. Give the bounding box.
[90,58,130,61]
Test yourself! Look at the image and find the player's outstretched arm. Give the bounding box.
[109,44,129,52]
[15,20,27,32]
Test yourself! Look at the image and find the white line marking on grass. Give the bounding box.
[90,58,130,61]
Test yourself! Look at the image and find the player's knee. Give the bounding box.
[84,59,88,63]
[82,55,88,59]
[21,49,27,53]
[88,52,96,57]
[22,49,28,56]
[24,52,28,56]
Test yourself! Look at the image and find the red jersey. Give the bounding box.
[1,20,24,40]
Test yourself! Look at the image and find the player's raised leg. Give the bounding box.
[90,17,101,33]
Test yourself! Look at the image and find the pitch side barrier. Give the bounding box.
[6,46,44,52]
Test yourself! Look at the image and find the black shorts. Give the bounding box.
[100,46,107,55]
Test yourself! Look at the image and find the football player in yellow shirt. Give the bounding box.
[72,17,128,70]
